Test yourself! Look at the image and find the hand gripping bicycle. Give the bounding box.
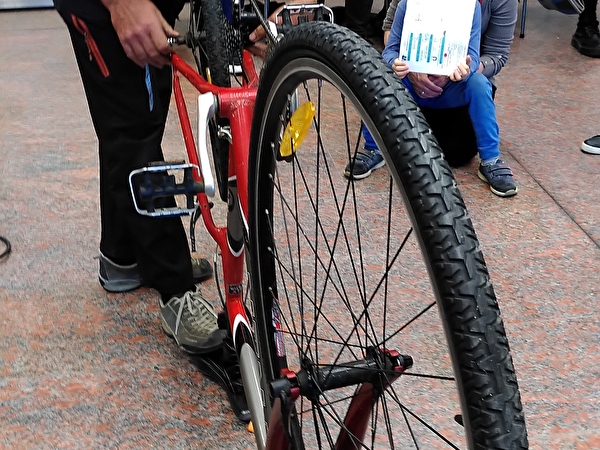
[129,1,529,448]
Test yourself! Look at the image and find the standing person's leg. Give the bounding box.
[55,4,223,354]
[572,0,600,57]
[344,0,375,38]
[60,12,195,298]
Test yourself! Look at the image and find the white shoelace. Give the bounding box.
[171,290,217,336]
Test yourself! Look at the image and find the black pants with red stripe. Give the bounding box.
[55,1,194,299]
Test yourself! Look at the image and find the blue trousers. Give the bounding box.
[363,72,500,161]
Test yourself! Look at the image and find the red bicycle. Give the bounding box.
[129,0,529,448]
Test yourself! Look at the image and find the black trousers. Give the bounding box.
[578,0,599,27]
[55,2,194,298]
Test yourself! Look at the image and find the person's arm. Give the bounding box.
[101,0,179,68]
[467,0,482,75]
[446,1,480,83]
[382,0,399,32]
[381,0,406,66]
[479,0,517,78]
[248,0,318,57]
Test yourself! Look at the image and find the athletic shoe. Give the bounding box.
[98,253,213,293]
[344,148,386,180]
[98,252,142,293]
[478,159,518,197]
[160,288,226,354]
[581,135,600,154]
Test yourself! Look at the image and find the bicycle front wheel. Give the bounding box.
[248,22,528,449]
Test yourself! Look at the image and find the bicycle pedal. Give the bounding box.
[129,161,205,217]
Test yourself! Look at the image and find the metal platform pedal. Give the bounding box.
[128,161,204,217]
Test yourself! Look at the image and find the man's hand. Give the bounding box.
[408,72,445,98]
[248,0,318,58]
[102,0,179,68]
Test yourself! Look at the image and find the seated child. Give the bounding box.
[352,0,518,197]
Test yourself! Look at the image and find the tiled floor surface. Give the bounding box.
[1,1,599,448]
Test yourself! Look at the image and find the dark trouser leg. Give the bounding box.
[344,0,375,38]
[572,0,600,57]
[57,8,194,298]
[578,0,598,27]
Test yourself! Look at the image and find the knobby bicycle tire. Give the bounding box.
[188,0,237,201]
[248,21,528,449]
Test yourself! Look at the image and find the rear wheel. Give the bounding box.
[248,22,528,449]
[188,0,239,201]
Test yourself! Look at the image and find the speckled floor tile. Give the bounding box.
[1,2,599,449]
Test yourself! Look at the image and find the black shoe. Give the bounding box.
[581,134,600,154]
[189,337,250,423]
[192,256,213,283]
[571,25,600,57]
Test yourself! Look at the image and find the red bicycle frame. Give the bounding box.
[170,51,258,339]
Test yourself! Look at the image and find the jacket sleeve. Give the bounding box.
[381,0,407,66]
[383,0,400,31]
[468,0,482,75]
[480,0,517,78]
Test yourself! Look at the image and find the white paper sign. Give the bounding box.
[399,0,476,75]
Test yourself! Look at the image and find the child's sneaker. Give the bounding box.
[344,148,385,180]
[478,159,518,197]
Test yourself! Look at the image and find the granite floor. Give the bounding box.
[1,1,599,449]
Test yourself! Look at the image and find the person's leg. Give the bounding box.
[408,75,517,196]
[344,0,375,38]
[60,12,195,298]
[410,74,500,161]
[343,124,385,180]
[572,0,600,57]
[56,5,223,354]
[420,106,478,167]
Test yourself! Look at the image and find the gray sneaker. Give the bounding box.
[160,289,226,354]
[98,252,143,293]
[98,253,213,293]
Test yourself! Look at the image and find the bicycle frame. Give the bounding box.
[171,50,256,332]
[170,51,270,447]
